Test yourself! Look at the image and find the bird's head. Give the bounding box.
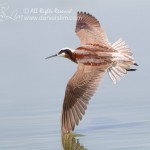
[46,48,76,62]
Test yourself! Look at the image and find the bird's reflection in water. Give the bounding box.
[62,133,87,150]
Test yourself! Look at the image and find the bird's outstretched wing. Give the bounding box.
[61,63,106,133]
[75,12,109,45]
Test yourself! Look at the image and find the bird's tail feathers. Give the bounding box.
[108,38,138,84]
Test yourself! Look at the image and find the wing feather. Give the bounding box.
[72,106,79,125]
[61,63,106,133]
[74,104,82,121]
[75,11,109,45]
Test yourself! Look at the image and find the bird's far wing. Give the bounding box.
[75,12,109,45]
[61,63,106,133]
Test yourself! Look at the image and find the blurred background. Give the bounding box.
[0,0,150,149]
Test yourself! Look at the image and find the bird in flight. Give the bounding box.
[46,11,138,134]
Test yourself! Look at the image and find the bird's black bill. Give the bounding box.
[45,54,57,59]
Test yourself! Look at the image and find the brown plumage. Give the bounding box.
[76,11,109,45]
[61,64,106,133]
[46,11,138,134]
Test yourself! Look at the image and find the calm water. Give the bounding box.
[0,0,150,149]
